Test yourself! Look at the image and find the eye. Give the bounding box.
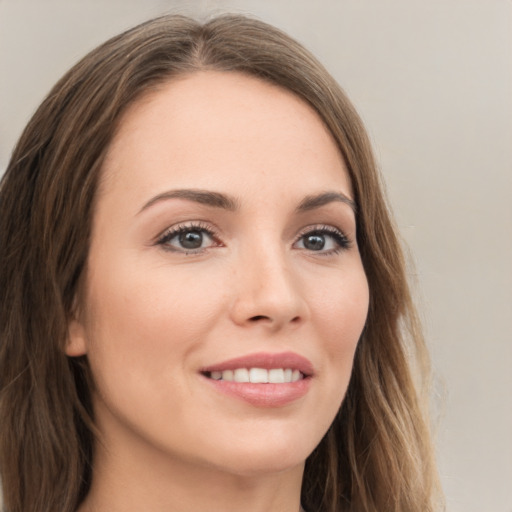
[156,223,219,253]
[294,226,351,254]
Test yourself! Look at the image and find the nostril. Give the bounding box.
[249,315,270,322]
[248,315,302,325]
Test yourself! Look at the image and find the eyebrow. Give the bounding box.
[138,189,240,214]
[138,188,356,215]
[296,191,356,213]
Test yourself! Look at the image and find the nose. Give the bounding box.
[229,244,308,331]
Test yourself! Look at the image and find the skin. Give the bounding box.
[67,71,369,512]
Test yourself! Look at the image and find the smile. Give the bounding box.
[206,368,304,383]
[200,352,313,407]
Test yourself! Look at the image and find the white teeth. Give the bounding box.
[222,369,234,381]
[233,368,250,382]
[249,368,268,383]
[268,368,285,383]
[209,368,303,383]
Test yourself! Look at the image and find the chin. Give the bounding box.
[210,451,307,479]
[195,428,318,477]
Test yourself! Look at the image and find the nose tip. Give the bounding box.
[229,252,307,330]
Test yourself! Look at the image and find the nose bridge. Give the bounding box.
[230,236,306,328]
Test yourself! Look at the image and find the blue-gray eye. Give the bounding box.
[295,228,350,253]
[303,233,326,251]
[158,225,217,252]
[179,230,203,249]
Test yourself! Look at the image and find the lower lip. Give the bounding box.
[203,376,311,408]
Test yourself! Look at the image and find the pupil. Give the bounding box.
[304,234,325,250]
[179,230,203,249]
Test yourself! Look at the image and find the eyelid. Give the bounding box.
[153,221,351,255]
[155,221,222,253]
[293,224,352,253]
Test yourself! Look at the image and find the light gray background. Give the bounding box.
[1,1,511,511]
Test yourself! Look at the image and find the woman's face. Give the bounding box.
[67,71,369,477]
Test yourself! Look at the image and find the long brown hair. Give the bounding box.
[0,14,441,512]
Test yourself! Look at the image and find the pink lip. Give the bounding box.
[200,351,314,408]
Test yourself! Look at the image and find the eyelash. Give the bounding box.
[155,222,351,255]
[295,225,351,255]
[156,222,220,254]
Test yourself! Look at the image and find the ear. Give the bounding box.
[66,317,88,356]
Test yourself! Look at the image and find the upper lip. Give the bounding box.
[200,351,314,377]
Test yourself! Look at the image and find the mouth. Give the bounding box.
[199,352,313,407]
[200,351,313,380]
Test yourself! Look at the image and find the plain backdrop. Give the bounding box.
[1,1,511,511]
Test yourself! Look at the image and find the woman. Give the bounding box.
[0,14,441,512]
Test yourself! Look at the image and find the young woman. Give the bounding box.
[0,14,442,512]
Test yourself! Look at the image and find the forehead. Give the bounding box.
[100,71,351,204]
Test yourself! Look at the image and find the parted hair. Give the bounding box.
[0,14,441,512]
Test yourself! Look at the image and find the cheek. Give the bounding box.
[80,262,226,435]
[309,265,369,387]
[312,265,369,341]
[82,258,227,371]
